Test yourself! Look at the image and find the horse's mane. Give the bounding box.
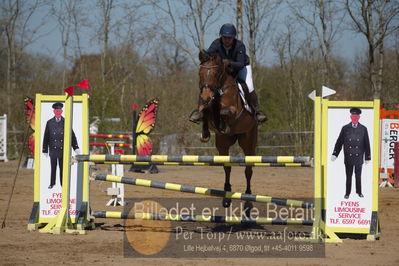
[199,50,218,64]
[198,50,234,75]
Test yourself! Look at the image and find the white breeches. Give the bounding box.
[238,65,254,93]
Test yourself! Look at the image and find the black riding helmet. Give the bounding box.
[219,24,237,37]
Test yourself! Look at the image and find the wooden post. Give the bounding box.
[132,109,137,154]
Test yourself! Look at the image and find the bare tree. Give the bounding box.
[243,0,282,72]
[1,0,45,156]
[345,0,399,98]
[97,0,114,85]
[112,1,145,47]
[88,0,150,124]
[236,0,243,40]
[51,0,73,90]
[288,0,345,88]
[271,18,316,153]
[150,0,225,64]
[70,1,88,62]
[111,1,147,113]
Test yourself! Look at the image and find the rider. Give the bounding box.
[189,23,267,124]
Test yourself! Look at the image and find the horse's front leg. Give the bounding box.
[200,111,210,143]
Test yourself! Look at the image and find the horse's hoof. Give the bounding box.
[189,110,202,124]
[200,136,210,142]
[222,198,231,208]
[244,201,253,218]
[200,131,210,142]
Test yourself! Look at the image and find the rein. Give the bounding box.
[199,64,219,69]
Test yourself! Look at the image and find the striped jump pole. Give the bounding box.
[94,174,314,209]
[89,143,132,148]
[92,211,314,226]
[77,154,311,165]
[92,161,311,167]
[90,134,131,139]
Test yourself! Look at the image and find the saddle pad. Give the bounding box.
[237,83,252,113]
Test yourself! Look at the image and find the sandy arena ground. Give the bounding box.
[1,160,399,265]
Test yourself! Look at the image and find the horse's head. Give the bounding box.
[198,50,224,111]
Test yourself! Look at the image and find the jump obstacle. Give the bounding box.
[91,172,313,230]
[76,154,311,165]
[90,143,132,148]
[104,141,125,206]
[96,161,310,167]
[84,153,314,229]
[94,174,314,209]
[30,93,381,243]
[89,134,132,149]
[90,134,131,139]
[77,154,311,167]
[92,211,313,226]
[0,114,7,162]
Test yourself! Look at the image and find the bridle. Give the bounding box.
[199,63,227,98]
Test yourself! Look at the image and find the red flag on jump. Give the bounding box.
[64,86,74,96]
[75,79,90,90]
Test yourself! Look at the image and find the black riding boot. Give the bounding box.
[189,110,211,141]
[247,91,267,123]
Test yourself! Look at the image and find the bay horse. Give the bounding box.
[198,50,258,211]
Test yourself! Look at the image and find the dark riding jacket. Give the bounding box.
[207,38,250,74]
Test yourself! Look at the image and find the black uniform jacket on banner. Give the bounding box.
[332,122,371,165]
[42,117,79,154]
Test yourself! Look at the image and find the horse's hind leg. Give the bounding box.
[216,134,236,208]
[222,166,232,208]
[243,166,253,218]
[244,166,253,194]
[238,132,257,194]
